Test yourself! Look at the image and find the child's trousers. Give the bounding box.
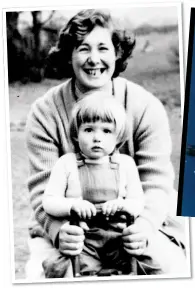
[25,225,188,279]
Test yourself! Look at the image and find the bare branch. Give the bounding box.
[41,10,55,26]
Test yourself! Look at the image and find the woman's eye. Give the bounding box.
[99,46,108,51]
[78,46,88,52]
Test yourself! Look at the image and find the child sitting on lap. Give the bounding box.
[42,93,144,277]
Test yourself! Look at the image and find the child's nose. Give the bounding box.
[93,132,101,142]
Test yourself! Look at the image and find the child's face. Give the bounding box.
[77,121,117,159]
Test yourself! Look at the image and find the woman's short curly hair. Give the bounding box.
[46,9,136,78]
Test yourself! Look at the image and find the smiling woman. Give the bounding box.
[47,9,135,82]
[71,26,116,90]
[25,8,187,280]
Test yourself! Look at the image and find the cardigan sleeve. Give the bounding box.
[126,83,175,230]
[26,94,70,246]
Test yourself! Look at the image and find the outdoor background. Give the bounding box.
[7,6,182,279]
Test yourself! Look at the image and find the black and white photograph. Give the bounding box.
[3,3,191,283]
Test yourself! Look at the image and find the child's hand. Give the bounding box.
[101,198,125,216]
[71,199,96,219]
[102,198,144,217]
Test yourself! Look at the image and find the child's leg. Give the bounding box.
[42,247,73,278]
[136,230,187,275]
[79,249,102,276]
[25,237,73,279]
[79,237,102,276]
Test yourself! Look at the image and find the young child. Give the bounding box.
[42,93,144,277]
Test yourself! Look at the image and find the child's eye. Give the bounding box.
[84,128,93,133]
[103,129,112,134]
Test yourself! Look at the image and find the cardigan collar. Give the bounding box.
[71,78,115,101]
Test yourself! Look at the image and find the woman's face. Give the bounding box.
[71,26,116,90]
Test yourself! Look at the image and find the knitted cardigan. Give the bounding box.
[26,77,175,246]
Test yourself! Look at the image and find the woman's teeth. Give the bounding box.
[85,69,104,76]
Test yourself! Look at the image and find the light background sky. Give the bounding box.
[19,6,178,30]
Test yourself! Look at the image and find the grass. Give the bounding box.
[9,30,182,279]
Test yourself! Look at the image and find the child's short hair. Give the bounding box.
[69,93,129,153]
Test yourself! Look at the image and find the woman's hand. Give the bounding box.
[121,217,155,256]
[71,199,97,219]
[58,222,87,256]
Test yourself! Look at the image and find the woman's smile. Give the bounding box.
[83,68,106,77]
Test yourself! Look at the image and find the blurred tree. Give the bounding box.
[6,12,27,82]
[30,11,55,82]
[6,10,56,83]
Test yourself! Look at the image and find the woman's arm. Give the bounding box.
[122,155,145,216]
[26,95,70,246]
[125,81,175,231]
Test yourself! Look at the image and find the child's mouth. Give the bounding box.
[92,146,103,151]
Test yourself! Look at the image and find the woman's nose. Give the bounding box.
[87,50,100,65]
